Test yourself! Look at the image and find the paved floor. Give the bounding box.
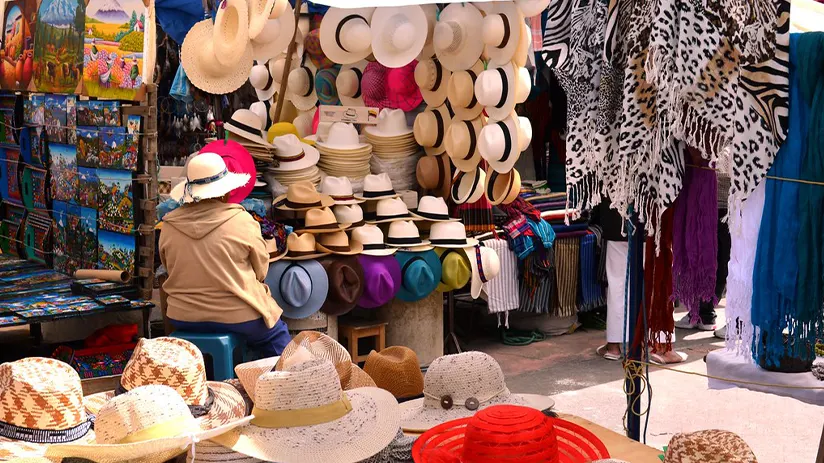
[468,307,824,463]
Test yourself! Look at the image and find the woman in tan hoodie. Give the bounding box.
[160,152,290,356]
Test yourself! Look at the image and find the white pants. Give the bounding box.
[606,241,630,343]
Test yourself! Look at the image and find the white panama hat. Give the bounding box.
[432,3,484,72]
[516,115,533,152]
[428,220,478,248]
[212,0,250,68]
[333,204,365,227]
[249,63,277,101]
[515,66,532,104]
[337,60,368,106]
[387,220,429,248]
[315,122,369,151]
[415,58,451,107]
[268,45,305,86]
[170,153,252,204]
[352,224,396,256]
[475,62,517,122]
[364,109,413,138]
[450,165,486,206]
[250,100,274,130]
[225,109,271,147]
[287,61,319,111]
[355,173,400,201]
[515,0,552,18]
[271,134,321,172]
[248,0,288,39]
[466,243,500,299]
[410,195,459,222]
[482,2,523,66]
[479,114,520,173]
[367,197,414,224]
[251,5,297,62]
[319,7,376,64]
[320,176,364,205]
[370,6,428,68]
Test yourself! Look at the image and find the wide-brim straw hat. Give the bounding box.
[250,5,297,62]
[170,152,252,204]
[415,58,451,107]
[416,153,452,201]
[319,7,376,64]
[433,3,484,72]
[485,168,521,206]
[482,2,523,66]
[479,115,520,173]
[315,231,364,255]
[181,19,254,95]
[447,60,485,121]
[370,5,428,69]
[466,244,500,299]
[410,196,459,222]
[414,104,454,156]
[338,60,368,106]
[248,0,289,39]
[364,346,424,400]
[225,109,271,148]
[400,352,555,432]
[273,181,334,211]
[287,62,319,111]
[664,430,758,463]
[275,331,359,388]
[475,63,517,122]
[445,116,484,173]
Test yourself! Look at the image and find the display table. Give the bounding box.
[558,414,663,462]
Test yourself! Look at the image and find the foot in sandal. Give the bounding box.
[649,349,688,365]
[596,343,623,361]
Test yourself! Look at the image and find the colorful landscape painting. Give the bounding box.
[77,166,96,207]
[83,0,145,100]
[45,94,67,143]
[2,0,37,90]
[97,229,134,274]
[33,0,85,93]
[77,127,98,166]
[97,168,132,233]
[49,143,77,203]
[78,206,97,266]
[52,199,73,273]
[100,127,131,169]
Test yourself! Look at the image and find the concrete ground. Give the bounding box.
[467,306,824,463]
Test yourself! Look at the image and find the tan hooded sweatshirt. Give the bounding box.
[159,200,282,328]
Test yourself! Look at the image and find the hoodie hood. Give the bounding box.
[163,200,246,240]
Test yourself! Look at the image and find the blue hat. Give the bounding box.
[394,250,441,302]
[266,260,329,319]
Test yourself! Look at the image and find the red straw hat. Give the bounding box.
[412,405,609,463]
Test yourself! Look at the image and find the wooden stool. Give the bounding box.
[339,320,388,363]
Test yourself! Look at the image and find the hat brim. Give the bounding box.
[319,8,376,64]
[251,8,297,62]
[316,240,364,255]
[400,393,556,432]
[360,247,398,256]
[484,4,523,66]
[484,116,520,174]
[297,223,351,233]
[266,259,329,319]
[434,4,485,72]
[210,388,398,462]
[170,172,252,204]
[364,126,415,138]
[353,193,401,201]
[182,21,254,95]
[273,191,335,210]
[225,124,272,149]
[466,246,484,299]
[272,143,321,172]
[431,238,480,249]
[248,0,277,39]
[366,214,415,224]
[371,6,428,68]
[409,210,460,222]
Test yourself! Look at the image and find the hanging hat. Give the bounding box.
[294,108,317,139]
[410,196,459,222]
[516,115,533,151]
[352,224,396,256]
[200,139,257,204]
[319,7,375,64]
[429,221,478,249]
[211,358,398,463]
[417,4,439,60]
[268,49,304,86]
[355,173,400,200]
[321,176,364,205]
[415,59,451,107]
[368,197,414,224]
[370,6,428,68]
[664,430,757,463]
[479,115,520,173]
[333,204,364,228]
[0,358,94,460]
[337,60,368,106]
[412,405,608,462]
[250,63,277,101]
[299,207,349,233]
[250,100,274,129]
[305,29,336,69]
[515,0,552,18]
[318,256,365,316]
[84,337,248,429]
[515,67,532,104]
[266,258,329,319]
[287,62,319,111]
[513,22,530,67]
[277,232,330,260]
[416,154,452,200]
[248,0,289,39]
[316,122,370,151]
[401,352,556,432]
[433,3,484,72]
[201,0,249,68]
[387,220,429,248]
[450,165,486,205]
[465,244,501,299]
[225,109,271,147]
[362,62,423,111]
[315,230,363,255]
[357,254,402,308]
[314,67,341,106]
[270,134,321,172]
[361,61,392,109]
[447,60,485,121]
[48,385,252,463]
[414,104,453,156]
[482,2,523,66]
[393,249,441,301]
[485,168,521,206]
[170,153,251,205]
[364,109,414,138]
[444,116,484,172]
[250,5,296,62]
[474,63,517,121]
[275,332,375,390]
[433,247,471,292]
[364,346,425,400]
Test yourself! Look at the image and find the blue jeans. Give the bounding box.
[169,318,291,357]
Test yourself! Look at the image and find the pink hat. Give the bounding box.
[363,61,423,111]
[200,140,256,204]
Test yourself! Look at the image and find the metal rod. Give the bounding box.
[273,0,303,123]
[625,212,644,442]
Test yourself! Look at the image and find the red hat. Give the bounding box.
[200,140,256,204]
[412,405,609,463]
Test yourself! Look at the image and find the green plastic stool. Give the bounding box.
[170,331,244,381]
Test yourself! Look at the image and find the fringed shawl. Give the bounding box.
[644,206,675,351]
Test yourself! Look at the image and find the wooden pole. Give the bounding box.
[273,0,303,123]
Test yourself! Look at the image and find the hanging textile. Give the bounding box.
[671,164,718,322]
[519,250,555,314]
[644,206,675,352]
[482,238,520,328]
[551,237,580,317]
[579,232,605,311]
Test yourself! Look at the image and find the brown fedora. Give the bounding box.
[485,168,522,206]
[274,181,334,211]
[447,60,485,121]
[363,346,424,400]
[298,207,350,233]
[282,232,330,260]
[416,154,452,200]
[318,255,365,316]
[315,230,364,255]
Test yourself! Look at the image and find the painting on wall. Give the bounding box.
[2,0,37,90]
[97,229,134,274]
[33,0,85,93]
[83,0,145,100]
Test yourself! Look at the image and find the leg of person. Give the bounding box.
[169,318,292,357]
[599,240,629,360]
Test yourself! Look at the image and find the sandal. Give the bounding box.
[649,351,688,365]
[596,344,623,361]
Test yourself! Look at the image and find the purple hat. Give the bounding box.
[357,255,401,308]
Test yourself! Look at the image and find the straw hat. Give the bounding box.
[386,220,429,248]
[248,0,289,39]
[414,104,453,156]
[274,181,334,210]
[664,430,757,463]
[516,114,533,151]
[357,254,402,308]
[249,100,273,130]
[266,236,288,263]
[364,346,424,400]
[355,173,400,200]
[447,60,484,121]
[429,221,478,249]
[225,109,271,147]
[250,5,296,62]
[482,2,523,66]
[287,62,319,111]
[515,67,532,104]
[412,405,609,463]
[320,176,364,205]
[319,255,365,316]
[485,168,521,206]
[466,244,501,299]
[170,153,251,204]
[401,352,556,432]
[393,249,441,301]
[267,258,329,319]
[368,197,414,224]
[181,14,253,94]
[514,21,530,67]
[269,134,319,172]
[433,3,484,72]
[410,196,458,222]
[276,331,375,390]
[352,224,396,256]
[315,67,340,106]
[268,49,303,86]
[515,0,552,18]
[298,207,349,233]
[337,61,368,106]
[316,122,369,151]
[434,247,471,292]
[278,232,329,260]
[445,116,484,172]
[315,230,363,255]
[450,165,486,206]
[479,115,520,173]
[370,6,428,68]
[293,108,316,138]
[364,109,414,138]
[475,63,517,121]
[249,63,277,101]
[319,7,375,64]
[416,154,452,200]
[417,4,439,60]
[415,58,451,107]
[333,204,364,228]
[0,358,94,461]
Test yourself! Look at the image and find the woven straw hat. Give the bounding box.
[276,332,354,386]
[299,207,350,233]
[319,7,375,64]
[485,168,521,207]
[363,346,424,400]
[84,337,247,431]
[211,358,398,463]
[370,5,428,69]
[387,220,429,248]
[352,224,396,256]
[278,232,329,260]
[450,165,486,206]
[414,104,453,156]
[250,5,295,61]
[415,59,451,107]
[664,430,757,463]
[315,230,364,255]
[321,176,364,205]
[465,244,501,299]
[433,3,484,72]
[368,197,414,224]
[274,181,334,211]
[0,358,94,461]
[355,173,400,201]
[287,62,319,111]
[479,115,520,174]
[270,134,321,172]
[447,60,485,121]
[401,352,555,432]
[247,0,288,39]
[445,116,484,173]
[475,63,517,122]
[337,60,368,106]
[482,2,523,66]
[416,154,452,201]
[47,385,252,463]
[333,204,365,229]
[410,196,459,222]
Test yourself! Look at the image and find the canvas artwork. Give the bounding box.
[1,112,15,143]
[76,127,99,166]
[44,94,67,143]
[29,94,44,125]
[78,206,97,266]
[2,0,37,91]
[76,166,96,207]
[76,100,100,125]
[0,268,68,285]
[66,95,76,144]
[67,202,81,261]
[33,0,85,93]
[0,315,24,326]
[49,143,77,203]
[99,126,131,169]
[24,166,48,209]
[83,0,145,99]
[30,127,45,166]
[52,199,74,273]
[23,213,51,264]
[97,100,119,126]
[97,168,132,233]
[97,229,134,274]
[1,220,21,256]
[1,149,22,204]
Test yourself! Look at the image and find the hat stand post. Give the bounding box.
[444,291,462,354]
[272,0,303,124]
[624,212,645,442]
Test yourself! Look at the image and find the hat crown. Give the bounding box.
[666,430,756,462]
[94,385,197,445]
[475,67,509,107]
[417,196,449,215]
[272,133,304,157]
[231,109,265,132]
[288,232,317,253]
[433,20,463,53]
[285,181,323,204]
[364,346,423,399]
[464,406,558,459]
[250,101,271,125]
[383,13,416,52]
[256,359,343,412]
[363,173,394,193]
[249,64,272,88]
[375,109,411,135]
[479,120,514,162]
[321,176,355,196]
[288,66,313,94]
[376,197,409,216]
[282,265,314,306]
[388,220,421,240]
[424,352,508,404]
[415,59,439,90]
[254,17,283,43]
[121,337,210,406]
[448,71,477,107]
[339,19,372,53]
[352,224,384,246]
[430,221,468,242]
[482,13,508,47]
[334,204,363,223]
[0,357,87,430]
[276,332,353,386]
[337,68,361,97]
[324,123,361,148]
[317,230,352,248]
[304,207,337,227]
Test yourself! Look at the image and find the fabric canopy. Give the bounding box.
[156,0,207,44]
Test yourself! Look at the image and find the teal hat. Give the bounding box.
[394,249,441,302]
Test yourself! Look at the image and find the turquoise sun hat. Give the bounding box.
[394,249,442,302]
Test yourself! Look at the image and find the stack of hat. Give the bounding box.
[364,109,422,191]
[315,123,372,187]
[224,109,275,164]
[268,123,322,187]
